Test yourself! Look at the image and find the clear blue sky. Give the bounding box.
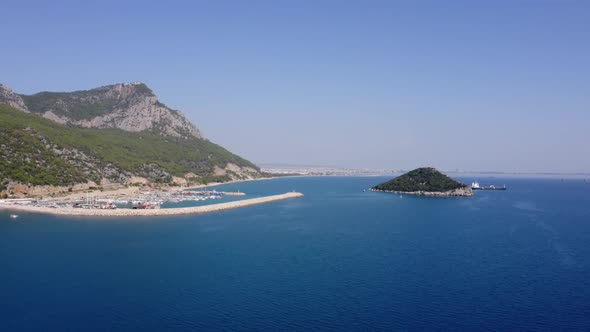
[2,0,589,173]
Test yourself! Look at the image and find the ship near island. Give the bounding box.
[471,181,507,191]
[370,167,474,197]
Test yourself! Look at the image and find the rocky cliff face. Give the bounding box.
[0,84,28,112]
[2,82,202,139]
[0,87,261,198]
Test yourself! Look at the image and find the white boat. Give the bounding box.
[10,214,18,219]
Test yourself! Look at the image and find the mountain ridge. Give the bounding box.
[0,82,262,197]
[1,82,202,139]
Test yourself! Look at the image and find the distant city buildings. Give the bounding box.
[262,166,404,176]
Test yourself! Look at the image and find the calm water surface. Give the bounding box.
[2,176,590,331]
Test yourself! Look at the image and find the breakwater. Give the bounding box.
[1,192,303,217]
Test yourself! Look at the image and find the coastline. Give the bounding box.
[182,176,275,191]
[1,192,303,217]
[6,176,277,202]
[369,187,473,197]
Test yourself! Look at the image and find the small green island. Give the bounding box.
[371,167,472,197]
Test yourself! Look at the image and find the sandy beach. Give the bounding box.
[1,192,303,217]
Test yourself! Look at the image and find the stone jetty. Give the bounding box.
[1,192,303,217]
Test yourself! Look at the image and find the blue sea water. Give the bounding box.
[1,176,590,331]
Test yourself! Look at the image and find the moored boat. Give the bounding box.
[132,203,161,210]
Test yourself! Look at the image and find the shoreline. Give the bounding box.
[1,192,303,217]
[5,176,277,202]
[369,187,473,197]
[182,176,275,191]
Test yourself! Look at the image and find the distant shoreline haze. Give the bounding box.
[260,164,590,178]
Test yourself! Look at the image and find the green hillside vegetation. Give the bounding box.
[373,167,466,192]
[0,104,258,190]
